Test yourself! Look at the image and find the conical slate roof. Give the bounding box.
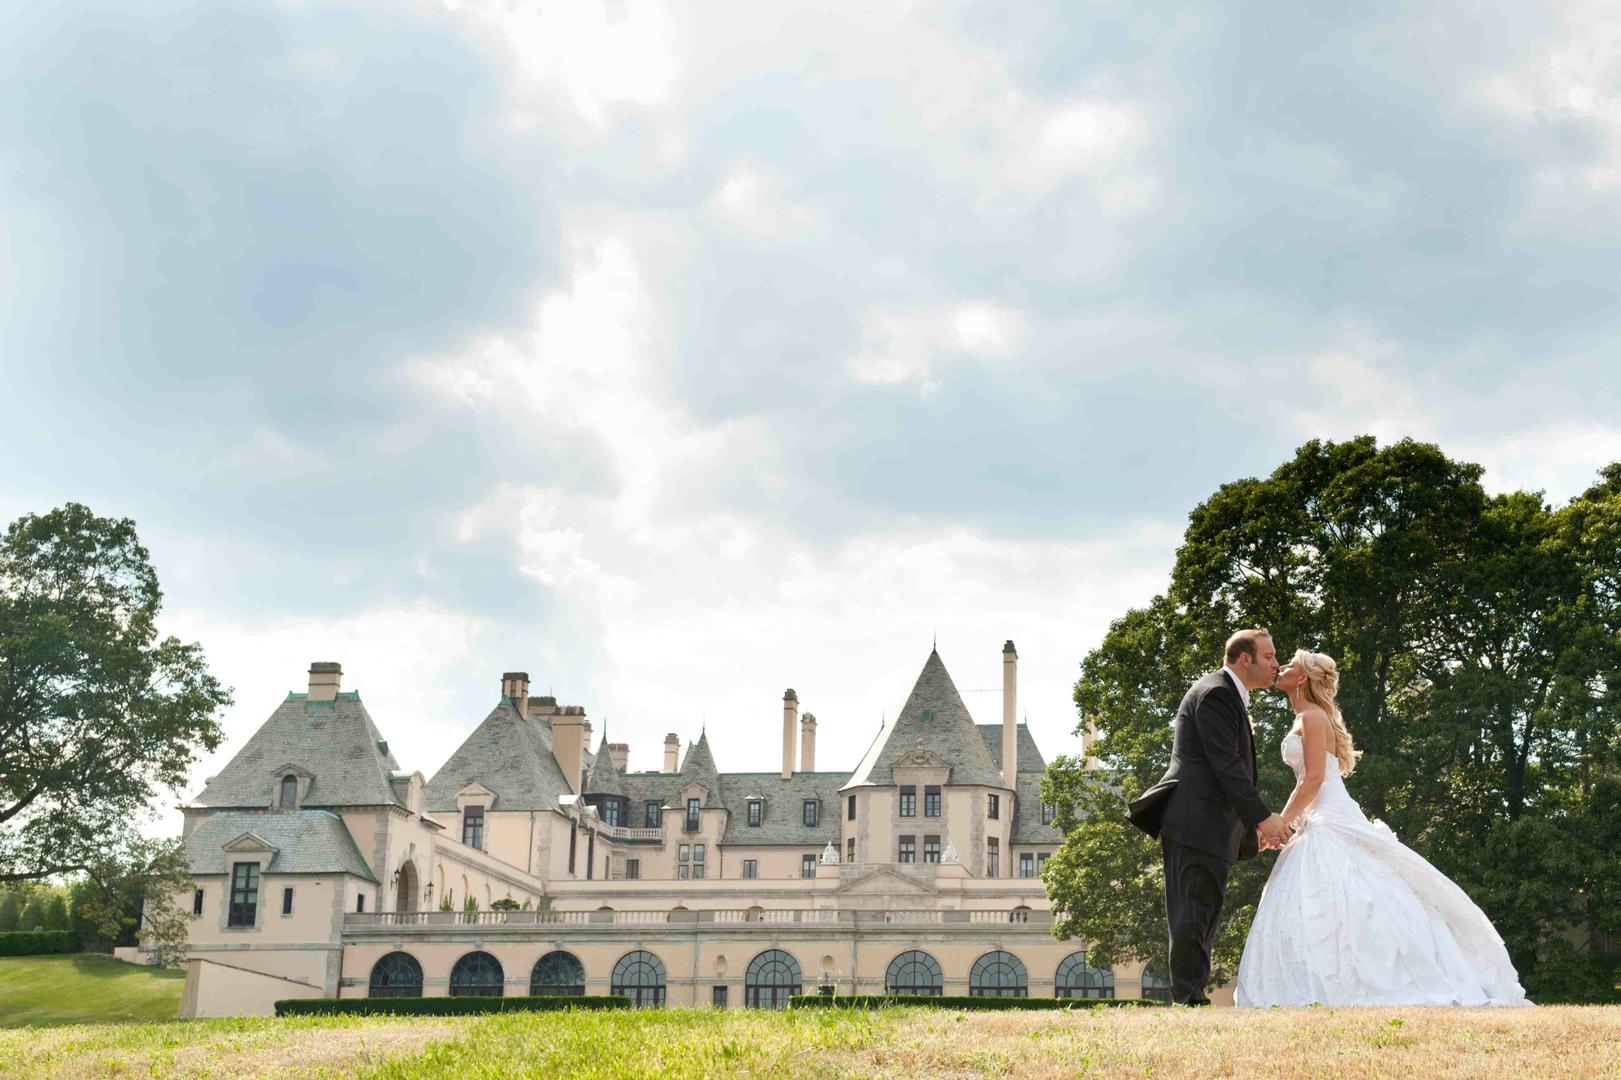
[583,732,628,797]
[190,692,403,809]
[677,731,724,807]
[841,649,1007,791]
[423,701,576,812]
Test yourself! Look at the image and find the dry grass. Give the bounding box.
[0,1016,452,1079]
[1,1006,1616,1079]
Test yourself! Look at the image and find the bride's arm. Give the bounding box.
[1278,710,1329,829]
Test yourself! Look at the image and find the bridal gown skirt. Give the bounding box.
[1234,803,1531,1008]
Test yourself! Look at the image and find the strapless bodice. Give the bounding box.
[1281,730,1363,823]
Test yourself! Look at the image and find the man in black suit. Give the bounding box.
[1128,628,1291,1005]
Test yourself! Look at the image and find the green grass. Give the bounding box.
[0,954,184,1028]
[0,995,1617,1078]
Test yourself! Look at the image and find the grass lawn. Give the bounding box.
[0,954,185,1028]
[0,1004,1617,1079]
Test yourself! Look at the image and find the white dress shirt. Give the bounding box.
[1221,664,1251,709]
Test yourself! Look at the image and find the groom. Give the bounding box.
[1127,628,1290,1005]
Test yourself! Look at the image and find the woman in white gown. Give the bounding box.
[1235,649,1531,1007]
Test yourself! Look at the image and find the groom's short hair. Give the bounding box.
[1225,628,1272,665]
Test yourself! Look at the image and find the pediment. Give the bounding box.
[222,831,276,854]
[836,867,936,896]
[888,746,949,772]
[457,783,495,799]
[270,762,314,780]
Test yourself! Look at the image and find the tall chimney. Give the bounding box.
[663,733,680,773]
[1002,641,1018,792]
[308,661,341,702]
[608,742,629,773]
[800,712,817,772]
[782,689,798,779]
[502,672,530,719]
[552,706,587,795]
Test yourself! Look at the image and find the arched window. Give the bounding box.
[279,774,298,809]
[449,951,504,997]
[368,951,422,998]
[1140,965,1171,1003]
[611,950,666,1007]
[394,861,418,913]
[968,951,1028,998]
[744,949,802,1009]
[1055,951,1114,999]
[885,950,943,996]
[531,950,586,996]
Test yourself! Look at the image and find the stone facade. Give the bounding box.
[163,643,1161,1015]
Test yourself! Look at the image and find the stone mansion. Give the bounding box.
[166,641,1165,1016]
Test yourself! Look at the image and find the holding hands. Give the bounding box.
[1256,813,1291,852]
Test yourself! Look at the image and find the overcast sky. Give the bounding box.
[4,1,1619,824]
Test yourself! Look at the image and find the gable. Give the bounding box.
[836,866,936,896]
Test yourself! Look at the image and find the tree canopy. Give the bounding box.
[1043,438,1620,1000]
[0,503,231,890]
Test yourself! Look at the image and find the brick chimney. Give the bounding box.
[800,712,817,772]
[1002,641,1018,792]
[782,689,798,779]
[308,661,341,702]
[663,733,679,773]
[502,672,530,719]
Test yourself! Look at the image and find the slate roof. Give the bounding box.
[183,809,378,881]
[978,723,1047,774]
[1011,774,1064,844]
[622,772,683,814]
[583,734,627,797]
[718,772,846,845]
[842,649,1006,791]
[423,701,576,812]
[189,692,403,809]
[675,733,725,807]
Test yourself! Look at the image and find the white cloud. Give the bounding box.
[437,0,682,128]
[706,163,826,241]
[1473,2,1621,190]
[849,302,1030,392]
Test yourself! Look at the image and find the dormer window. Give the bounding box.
[461,805,485,850]
[802,800,818,827]
[747,800,762,827]
[278,775,298,810]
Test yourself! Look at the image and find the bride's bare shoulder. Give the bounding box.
[1296,706,1331,732]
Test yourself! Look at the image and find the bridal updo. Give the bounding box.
[1293,648,1361,777]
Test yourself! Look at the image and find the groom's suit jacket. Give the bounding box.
[1127,669,1270,864]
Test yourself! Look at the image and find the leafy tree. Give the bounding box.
[1045,437,1620,998]
[0,889,21,931]
[68,838,193,966]
[42,891,68,931]
[19,895,46,931]
[0,503,231,889]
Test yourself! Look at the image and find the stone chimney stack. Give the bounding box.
[663,733,680,773]
[551,706,588,795]
[782,689,798,779]
[800,712,817,773]
[308,661,341,702]
[502,672,530,719]
[608,742,629,773]
[1002,641,1018,792]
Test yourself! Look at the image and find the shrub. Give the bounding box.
[18,897,47,932]
[0,892,20,933]
[789,994,1159,1010]
[274,995,632,1017]
[43,894,69,932]
[0,930,82,956]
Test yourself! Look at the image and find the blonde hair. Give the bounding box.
[1292,648,1361,777]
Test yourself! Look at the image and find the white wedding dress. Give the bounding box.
[1234,730,1531,1007]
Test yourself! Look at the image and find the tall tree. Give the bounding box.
[1044,438,1619,998]
[0,503,231,892]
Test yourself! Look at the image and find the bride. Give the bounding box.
[1234,649,1531,1007]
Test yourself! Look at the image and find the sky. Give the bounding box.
[4,1,1620,827]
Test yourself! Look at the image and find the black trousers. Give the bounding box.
[1162,837,1231,1006]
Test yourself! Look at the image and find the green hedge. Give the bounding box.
[790,994,1159,1010]
[275,994,632,1017]
[0,930,81,956]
